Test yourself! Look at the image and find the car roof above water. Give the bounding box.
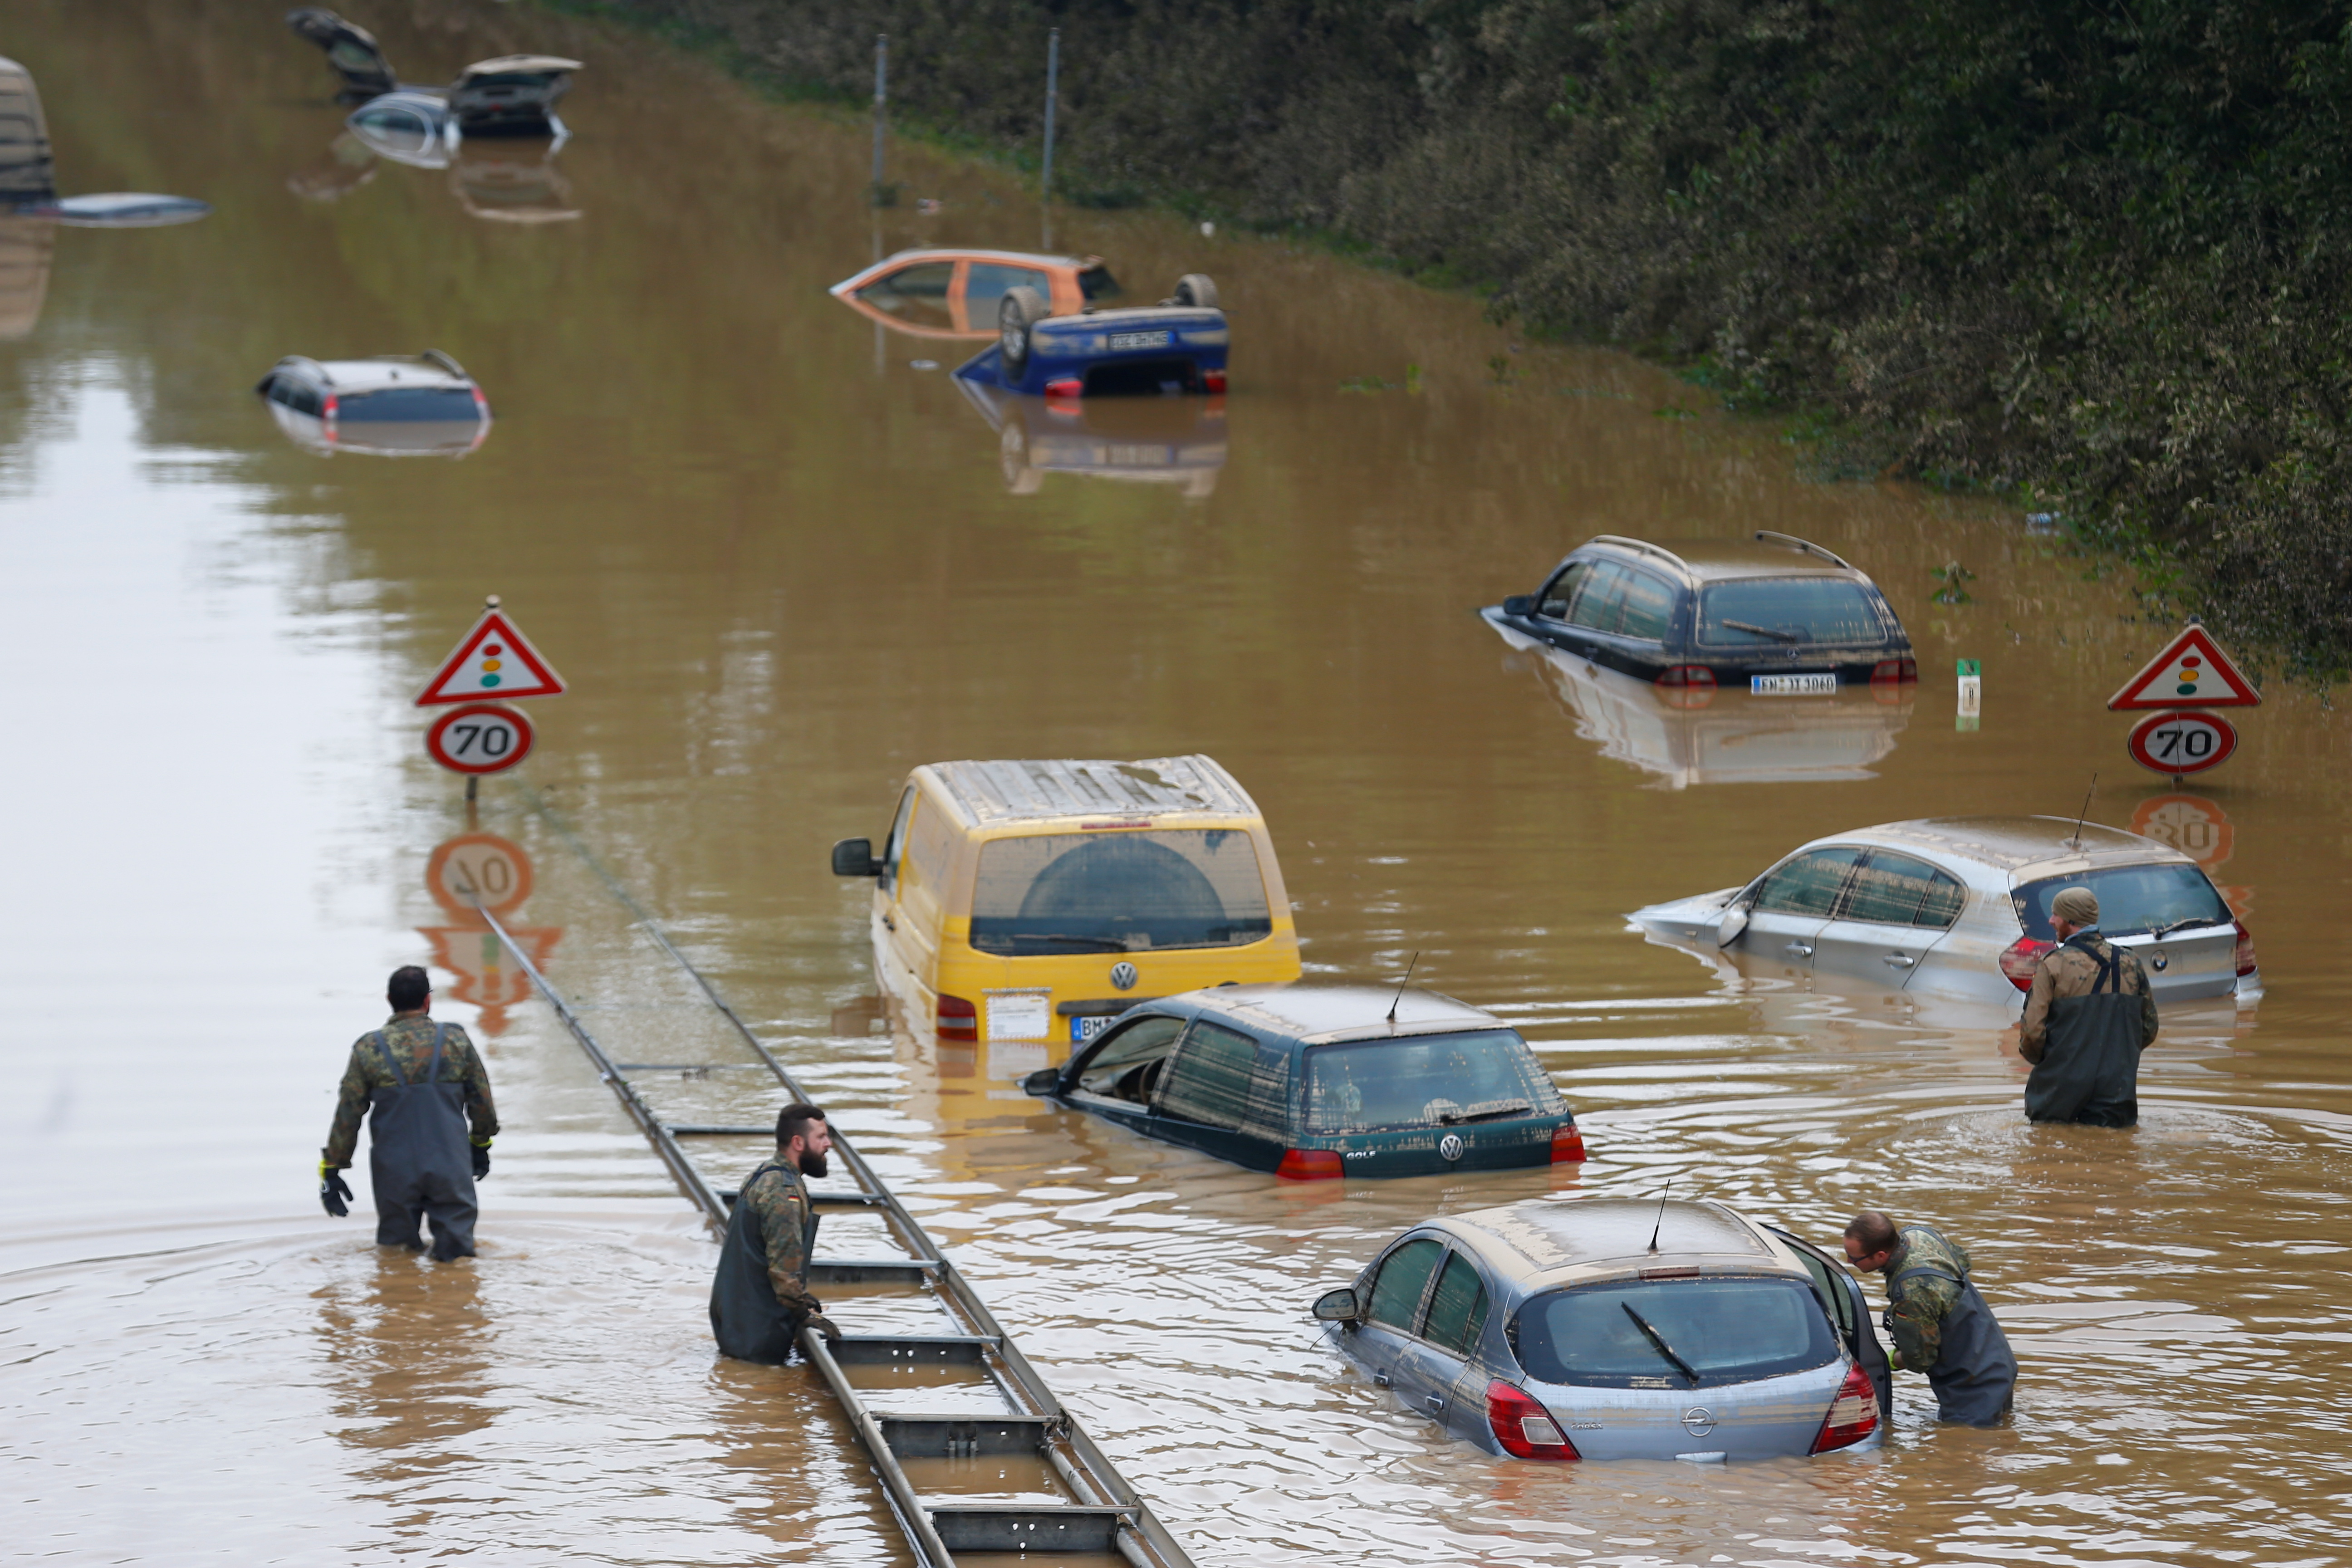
[1436,1197,1812,1291]
[1828,815,2194,882]
[1581,534,1873,584]
[1179,982,1503,1046]
[921,755,1260,830]
[273,353,475,392]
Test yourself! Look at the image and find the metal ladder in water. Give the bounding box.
[472,881,1198,1568]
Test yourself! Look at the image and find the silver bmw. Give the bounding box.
[1312,1197,1888,1462]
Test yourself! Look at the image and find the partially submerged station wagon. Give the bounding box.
[1022,984,1584,1178]
[1313,1198,1888,1461]
[832,757,1300,1047]
[829,248,1122,340]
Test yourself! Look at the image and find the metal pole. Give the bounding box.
[871,34,888,205]
[1040,27,1059,244]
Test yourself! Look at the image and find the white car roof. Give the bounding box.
[1809,815,2195,886]
[1434,1197,1814,1291]
[918,755,1259,828]
[293,356,474,391]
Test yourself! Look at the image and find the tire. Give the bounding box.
[1171,273,1219,309]
[999,286,1048,376]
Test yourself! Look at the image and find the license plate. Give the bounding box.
[1107,329,1171,351]
[1071,1014,1115,1044]
[1752,673,1838,696]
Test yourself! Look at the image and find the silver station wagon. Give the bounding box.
[1313,1197,1887,1461]
[1630,816,2258,1007]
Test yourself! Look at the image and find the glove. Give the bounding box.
[807,1313,845,1343]
[319,1162,352,1218]
[471,1140,492,1181]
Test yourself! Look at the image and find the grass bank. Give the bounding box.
[573,0,2352,680]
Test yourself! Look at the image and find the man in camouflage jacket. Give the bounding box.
[710,1102,843,1362]
[1845,1210,2016,1425]
[2018,886,2160,1127]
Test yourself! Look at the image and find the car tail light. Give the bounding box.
[936,994,977,1042]
[472,387,490,418]
[1809,1362,1879,1453]
[1550,1126,1587,1163]
[322,392,339,422]
[1871,657,1918,684]
[1276,1148,1343,1181]
[1655,665,1715,689]
[1201,369,1227,394]
[1486,1380,1580,1460]
[2234,920,2258,977]
[1044,377,1083,400]
[1999,936,2053,993]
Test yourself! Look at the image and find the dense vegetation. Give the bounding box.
[600,0,2352,674]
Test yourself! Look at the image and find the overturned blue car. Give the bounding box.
[954,273,1228,397]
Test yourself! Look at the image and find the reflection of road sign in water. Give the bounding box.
[2127,710,2238,776]
[2109,625,2261,710]
[2131,794,2234,870]
[416,605,567,706]
[425,831,535,916]
[425,701,534,775]
[418,921,562,1035]
[1955,658,1981,731]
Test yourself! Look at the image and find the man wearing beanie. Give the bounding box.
[2017,887,2160,1125]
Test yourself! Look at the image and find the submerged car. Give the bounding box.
[956,274,1227,397]
[1022,983,1584,1178]
[1312,1197,1887,1461]
[1483,533,1915,693]
[255,351,491,458]
[829,248,1121,339]
[0,56,207,234]
[1631,816,2259,1005]
[956,373,1227,496]
[287,10,579,138]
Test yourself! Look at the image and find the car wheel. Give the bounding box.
[1171,273,1219,309]
[1000,421,1041,494]
[1000,286,1048,376]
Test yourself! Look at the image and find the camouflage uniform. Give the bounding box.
[322,1013,498,1168]
[739,1161,824,1319]
[709,1157,825,1362]
[1880,1221,2017,1425]
[2018,929,2159,1126]
[1881,1225,1971,1372]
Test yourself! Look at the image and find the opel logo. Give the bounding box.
[1438,1133,1465,1162]
[1110,961,1138,992]
[1681,1406,1716,1437]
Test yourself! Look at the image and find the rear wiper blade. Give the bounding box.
[2145,916,2226,939]
[1621,1302,1701,1386]
[1719,618,1805,643]
[1010,933,1131,952]
[1439,1102,1534,1125]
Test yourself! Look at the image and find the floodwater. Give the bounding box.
[4,1,2350,1563]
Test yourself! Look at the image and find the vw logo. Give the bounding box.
[1680,1406,1716,1437]
[1109,961,1138,992]
[1438,1133,1465,1162]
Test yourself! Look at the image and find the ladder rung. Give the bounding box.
[809,1257,936,1283]
[879,1415,1050,1456]
[663,1124,775,1136]
[809,1191,887,1207]
[831,1334,1001,1367]
[926,1506,1134,1553]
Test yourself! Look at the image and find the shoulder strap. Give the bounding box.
[1890,1264,1963,1289]
[426,1022,450,1084]
[2064,931,2121,993]
[371,1029,408,1087]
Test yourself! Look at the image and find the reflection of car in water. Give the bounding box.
[451,143,578,223]
[1631,816,2259,1008]
[956,274,1227,397]
[829,248,1121,340]
[830,756,1302,1051]
[1485,610,1910,787]
[1483,533,1916,694]
[255,351,491,459]
[1310,1197,1886,1462]
[955,375,1227,496]
[286,10,581,137]
[1021,983,1583,1179]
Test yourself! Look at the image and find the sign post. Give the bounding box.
[2107,622,2258,783]
[416,595,565,801]
[1955,658,1981,731]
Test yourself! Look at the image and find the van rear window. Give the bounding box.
[1696,579,1884,647]
[968,829,1272,955]
[337,386,482,422]
[1304,1030,1564,1134]
[2014,864,2230,940]
[1511,1278,1837,1389]
[1078,265,1120,302]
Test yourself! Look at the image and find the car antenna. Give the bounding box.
[1386,952,1419,1030]
[2067,771,2099,849]
[1647,1180,1673,1254]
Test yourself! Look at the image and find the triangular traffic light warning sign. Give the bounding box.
[2107,624,2260,710]
[416,608,567,706]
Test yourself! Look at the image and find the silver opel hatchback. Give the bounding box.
[1312,1197,1887,1462]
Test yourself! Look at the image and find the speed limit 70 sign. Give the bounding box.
[2126,709,2237,777]
[425,701,535,775]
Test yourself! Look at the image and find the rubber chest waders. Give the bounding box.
[710,1161,820,1363]
[2026,934,2145,1127]
[366,1023,479,1258]
[1886,1239,2016,1426]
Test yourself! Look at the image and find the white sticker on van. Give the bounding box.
[985,988,1052,1042]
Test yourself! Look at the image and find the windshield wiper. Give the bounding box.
[1008,933,1131,952]
[1620,1302,1700,1386]
[1439,1102,1534,1125]
[1719,618,1806,643]
[2145,916,2227,940]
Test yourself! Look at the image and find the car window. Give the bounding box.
[1421,1251,1490,1359]
[857,261,956,328]
[1511,1278,1838,1388]
[1536,561,1588,619]
[1078,264,1120,302]
[1614,569,1675,641]
[1751,847,1865,917]
[1366,1237,1445,1332]
[1696,578,1884,647]
[1155,1019,1260,1129]
[1777,1237,1855,1339]
[967,829,1273,955]
[966,263,1052,319]
[1305,1029,1565,1134]
[1241,1039,1292,1139]
[2013,863,2231,940]
[878,786,917,896]
[902,794,957,906]
[1836,850,1966,929]
[1074,1014,1186,1098]
[335,386,480,422]
[1567,561,1630,632]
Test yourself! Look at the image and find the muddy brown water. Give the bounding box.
[3,1,2350,1563]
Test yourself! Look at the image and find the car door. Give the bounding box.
[1147,1017,1272,1167]
[1058,1011,1186,1126]
[1396,1247,1493,1440]
[1579,564,1677,679]
[853,259,957,332]
[1529,559,1595,653]
[1731,846,1867,976]
[1808,849,1968,989]
[1352,1235,1446,1397]
[1765,1225,1891,1417]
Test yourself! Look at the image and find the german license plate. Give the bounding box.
[1070,1014,1114,1044]
[1107,329,1171,351]
[1752,672,1838,696]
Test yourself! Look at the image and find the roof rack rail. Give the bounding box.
[1589,535,1691,573]
[1753,529,1851,569]
[420,348,467,377]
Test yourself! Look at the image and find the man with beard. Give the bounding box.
[710,1102,844,1362]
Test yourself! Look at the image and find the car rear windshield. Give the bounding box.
[968,829,1272,956]
[337,386,481,422]
[1696,578,1885,648]
[2014,864,2231,940]
[1511,1278,1838,1389]
[1304,1029,1566,1134]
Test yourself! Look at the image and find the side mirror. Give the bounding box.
[1310,1286,1362,1323]
[1715,904,1750,948]
[831,838,881,877]
[1020,1067,1060,1096]
[1501,594,1534,617]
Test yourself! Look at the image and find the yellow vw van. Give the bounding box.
[831,756,1301,1049]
